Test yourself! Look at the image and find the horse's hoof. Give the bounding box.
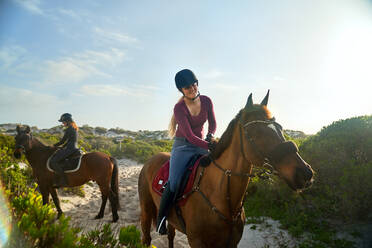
[95,215,103,219]
[57,212,63,219]
[112,216,119,223]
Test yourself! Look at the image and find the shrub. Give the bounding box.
[119,225,146,248]
[79,224,118,248]
[300,115,372,221]
[10,186,80,248]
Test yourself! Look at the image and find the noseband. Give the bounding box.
[241,119,299,167]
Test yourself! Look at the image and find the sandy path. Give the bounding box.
[59,158,189,248]
[59,158,298,248]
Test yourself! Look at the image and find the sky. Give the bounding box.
[1,0,371,136]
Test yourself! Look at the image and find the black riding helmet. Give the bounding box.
[175,69,198,92]
[58,113,73,122]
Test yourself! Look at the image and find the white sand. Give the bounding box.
[59,158,298,248]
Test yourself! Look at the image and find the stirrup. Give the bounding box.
[157,216,167,235]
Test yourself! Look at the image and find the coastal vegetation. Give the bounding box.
[244,115,372,247]
[0,116,371,247]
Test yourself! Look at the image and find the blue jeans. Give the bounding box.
[168,137,208,192]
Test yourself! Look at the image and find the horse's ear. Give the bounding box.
[25,125,31,133]
[260,89,270,106]
[245,93,253,109]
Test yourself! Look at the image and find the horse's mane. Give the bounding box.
[210,110,243,160]
[210,105,272,160]
[31,135,54,151]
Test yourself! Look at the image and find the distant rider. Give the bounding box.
[50,113,79,187]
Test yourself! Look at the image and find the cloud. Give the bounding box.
[58,8,82,21]
[77,49,125,67]
[0,86,60,109]
[42,48,126,84]
[0,45,126,85]
[44,59,94,84]
[79,84,154,98]
[0,45,27,70]
[13,0,44,15]
[93,27,138,45]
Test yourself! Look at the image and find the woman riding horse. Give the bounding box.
[50,113,79,187]
[156,69,217,234]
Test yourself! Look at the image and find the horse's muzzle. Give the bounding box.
[13,146,24,159]
[294,163,314,190]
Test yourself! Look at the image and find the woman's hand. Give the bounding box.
[205,133,214,142]
[208,140,217,152]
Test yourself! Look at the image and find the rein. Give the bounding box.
[191,118,294,247]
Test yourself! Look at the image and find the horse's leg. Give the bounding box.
[50,188,63,218]
[139,198,155,246]
[39,185,50,204]
[96,184,108,219]
[138,174,156,246]
[167,224,175,248]
[108,190,119,222]
[108,157,120,222]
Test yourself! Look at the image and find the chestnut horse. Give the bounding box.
[13,125,120,222]
[138,91,314,247]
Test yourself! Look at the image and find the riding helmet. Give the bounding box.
[175,69,198,92]
[58,113,73,122]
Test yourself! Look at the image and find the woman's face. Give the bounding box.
[181,82,198,99]
[62,121,68,127]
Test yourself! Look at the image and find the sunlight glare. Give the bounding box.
[0,184,11,248]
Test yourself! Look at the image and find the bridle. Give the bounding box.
[15,133,33,154]
[191,118,299,247]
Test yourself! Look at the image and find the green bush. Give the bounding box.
[10,186,80,248]
[0,135,33,198]
[300,115,372,221]
[79,224,118,248]
[243,115,372,247]
[119,225,146,248]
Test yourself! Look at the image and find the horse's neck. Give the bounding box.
[207,124,253,213]
[26,139,52,168]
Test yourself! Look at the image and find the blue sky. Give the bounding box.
[1,0,371,136]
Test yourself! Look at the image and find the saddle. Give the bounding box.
[152,154,203,206]
[61,149,83,171]
[48,149,84,172]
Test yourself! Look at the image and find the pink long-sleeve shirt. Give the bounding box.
[174,95,217,150]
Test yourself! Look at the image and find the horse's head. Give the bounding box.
[14,125,33,159]
[239,90,314,191]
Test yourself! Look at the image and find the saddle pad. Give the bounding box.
[152,156,202,206]
[47,155,83,173]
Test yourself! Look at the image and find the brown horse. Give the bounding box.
[13,125,120,222]
[138,91,314,247]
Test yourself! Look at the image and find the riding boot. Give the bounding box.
[156,184,175,235]
[52,164,68,188]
